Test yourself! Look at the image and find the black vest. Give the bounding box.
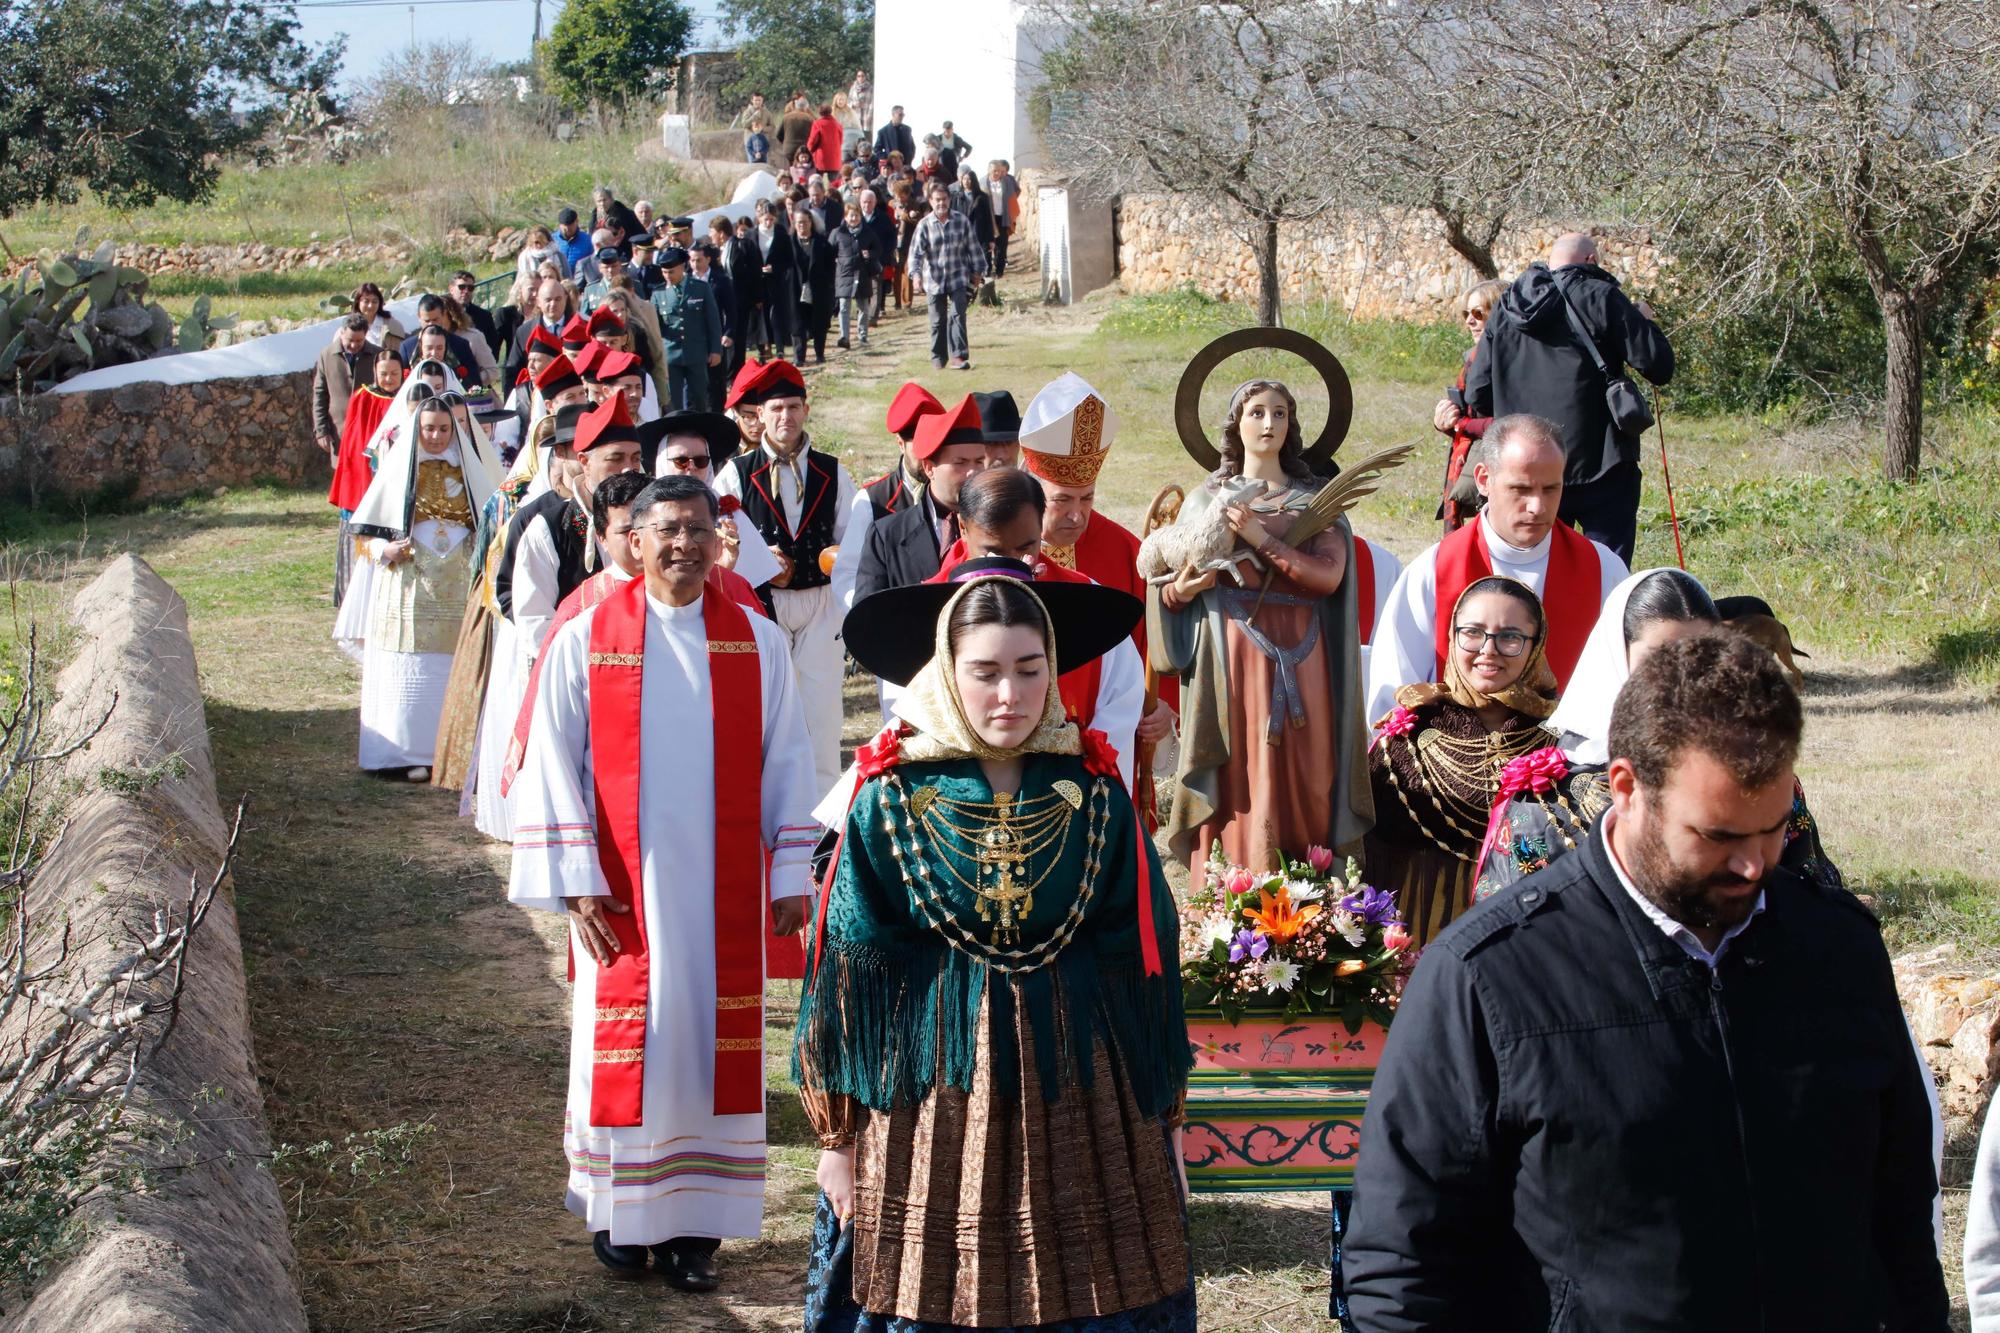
[728,446,839,593]
[863,467,920,522]
[494,488,591,623]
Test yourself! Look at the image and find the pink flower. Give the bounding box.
[1375,706,1418,743]
[1224,866,1256,898]
[1497,746,1568,799]
[1383,923,1413,953]
[1306,844,1334,873]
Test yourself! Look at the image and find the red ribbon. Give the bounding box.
[1080,728,1162,977]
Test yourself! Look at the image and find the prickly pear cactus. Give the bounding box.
[0,227,236,389]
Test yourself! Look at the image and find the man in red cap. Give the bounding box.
[853,393,992,603]
[585,347,650,425]
[496,395,647,686]
[712,359,858,793]
[859,381,944,520]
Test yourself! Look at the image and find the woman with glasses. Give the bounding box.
[1365,576,1559,944]
[1431,280,1507,534]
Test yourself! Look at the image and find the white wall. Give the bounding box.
[874,0,1050,171]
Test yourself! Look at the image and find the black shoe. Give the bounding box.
[652,1241,720,1292]
[593,1230,650,1278]
[836,338,850,350]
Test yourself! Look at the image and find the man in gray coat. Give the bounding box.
[311,314,378,462]
[649,246,723,411]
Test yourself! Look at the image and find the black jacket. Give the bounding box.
[463,300,499,357]
[1342,827,1947,1333]
[855,489,949,602]
[873,121,916,167]
[705,268,736,342]
[855,207,897,266]
[1464,262,1674,485]
[795,229,836,308]
[829,223,882,299]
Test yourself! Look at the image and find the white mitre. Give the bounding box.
[1019,372,1119,487]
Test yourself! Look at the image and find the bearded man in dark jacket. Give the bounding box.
[1465,232,1672,563]
[1342,631,1946,1333]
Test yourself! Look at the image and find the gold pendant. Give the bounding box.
[909,786,937,821]
[1051,780,1083,810]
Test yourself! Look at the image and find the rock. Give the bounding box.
[1895,945,2000,1124]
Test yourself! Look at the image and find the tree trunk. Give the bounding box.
[1254,217,1281,326]
[1435,207,1501,281]
[1880,289,1925,481]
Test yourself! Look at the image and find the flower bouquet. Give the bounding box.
[1179,845,1411,1030]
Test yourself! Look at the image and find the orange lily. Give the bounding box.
[1242,885,1320,946]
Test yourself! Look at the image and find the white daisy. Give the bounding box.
[1284,877,1324,903]
[1260,958,1301,992]
[1197,916,1233,952]
[1328,908,1366,948]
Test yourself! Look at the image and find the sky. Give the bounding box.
[287,0,737,92]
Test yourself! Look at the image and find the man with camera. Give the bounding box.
[1462,232,1673,563]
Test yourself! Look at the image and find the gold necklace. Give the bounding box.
[910,783,1081,944]
[879,773,1111,969]
[1386,722,1546,862]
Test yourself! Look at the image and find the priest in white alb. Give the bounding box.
[1365,413,1630,724]
[508,473,820,1290]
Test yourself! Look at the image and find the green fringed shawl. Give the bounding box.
[794,752,1190,1120]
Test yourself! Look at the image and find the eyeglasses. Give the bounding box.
[1452,625,1534,657]
[640,522,717,542]
[663,455,710,471]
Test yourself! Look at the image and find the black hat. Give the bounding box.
[657,245,690,269]
[550,401,591,448]
[971,390,1022,443]
[557,207,579,224]
[669,215,694,229]
[648,409,740,466]
[595,246,622,264]
[842,557,1142,687]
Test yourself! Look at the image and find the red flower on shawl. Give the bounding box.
[1079,727,1121,780]
[855,722,909,779]
[1497,746,1568,801]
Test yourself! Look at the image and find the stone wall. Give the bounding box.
[2,555,306,1333]
[673,50,744,126]
[0,371,322,506]
[1113,197,1665,320]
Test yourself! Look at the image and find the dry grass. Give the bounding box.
[0,266,1989,1328]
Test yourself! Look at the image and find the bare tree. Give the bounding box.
[353,37,494,126]
[1035,0,1347,325]
[1459,0,2000,480]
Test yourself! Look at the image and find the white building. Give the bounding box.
[872,0,1055,170]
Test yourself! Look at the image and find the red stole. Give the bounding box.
[585,579,766,1124]
[1353,538,1378,645]
[1432,520,1601,686]
[1070,512,1177,712]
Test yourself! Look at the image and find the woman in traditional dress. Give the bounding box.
[800,564,1193,1332]
[343,390,499,780]
[328,346,405,607]
[1365,576,1558,944]
[1476,567,1842,896]
[1150,378,1372,880]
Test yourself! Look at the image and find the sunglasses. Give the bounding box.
[664,454,710,470]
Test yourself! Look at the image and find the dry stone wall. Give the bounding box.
[0,370,322,506]
[1110,196,1665,320]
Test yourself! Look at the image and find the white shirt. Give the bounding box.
[1365,514,1629,725]
[711,435,858,603]
[1601,809,1765,969]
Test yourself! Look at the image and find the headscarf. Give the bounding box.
[1395,577,1559,721]
[349,386,502,538]
[1546,567,1714,764]
[896,575,1083,765]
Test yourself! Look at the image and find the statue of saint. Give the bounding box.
[1145,335,1374,878]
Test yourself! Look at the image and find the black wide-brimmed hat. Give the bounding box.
[843,556,1142,686]
[645,409,741,466]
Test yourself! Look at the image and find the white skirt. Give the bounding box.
[471,616,522,840]
[359,647,452,770]
[333,560,376,664]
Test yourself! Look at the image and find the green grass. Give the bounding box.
[1870,869,2000,961]
[1,115,699,324]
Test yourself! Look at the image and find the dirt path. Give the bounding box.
[8,264,1981,1330]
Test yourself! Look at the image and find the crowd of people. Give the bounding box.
[307,221,1964,1331]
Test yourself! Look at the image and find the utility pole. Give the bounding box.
[533,0,543,48]
[407,4,415,45]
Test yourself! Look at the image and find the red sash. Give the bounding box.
[1353,538,1377,645]
[1432,520,1601,687]
[585,579,766,1124]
